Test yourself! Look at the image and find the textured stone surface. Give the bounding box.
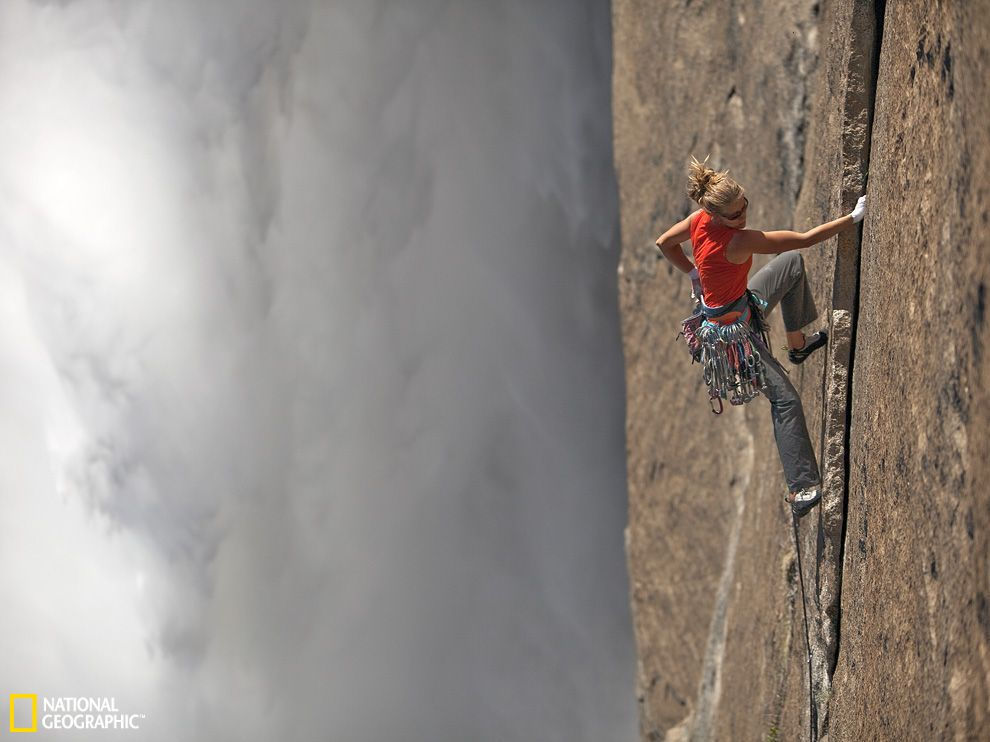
[817,309,852,695]
[612,0,990,739]
[613,1,830,739]
[829,2,990,739]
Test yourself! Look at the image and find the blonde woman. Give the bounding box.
[655,156,866,517]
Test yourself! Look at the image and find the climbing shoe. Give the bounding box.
[786,487,822,518]
[787,330,828,365]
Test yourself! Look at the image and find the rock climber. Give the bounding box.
[655,155,866,516]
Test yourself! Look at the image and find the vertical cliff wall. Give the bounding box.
[614,1,990,739]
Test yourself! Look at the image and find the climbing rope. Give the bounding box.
[791,514,818,742]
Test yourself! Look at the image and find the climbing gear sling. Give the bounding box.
[677,290,774,414]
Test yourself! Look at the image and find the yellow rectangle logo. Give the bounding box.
[9,693,38,733]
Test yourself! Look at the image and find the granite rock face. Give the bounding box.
[614,1,990,739]
[830,2,990,740]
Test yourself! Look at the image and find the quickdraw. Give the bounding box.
[677,290,773,414]
[698,320,767,411]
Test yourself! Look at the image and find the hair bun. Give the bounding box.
[685,154,742,213]
[687,155,718,201]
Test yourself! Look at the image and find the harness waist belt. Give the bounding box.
[700,291,750,319]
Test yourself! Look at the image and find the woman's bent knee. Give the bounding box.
[781,251,804,275]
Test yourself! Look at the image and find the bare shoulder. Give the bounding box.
[676,208,704,233]
[657,208,704,247]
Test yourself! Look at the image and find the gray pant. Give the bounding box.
[748,252,821,493]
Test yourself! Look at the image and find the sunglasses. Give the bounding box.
[721,196,749,221]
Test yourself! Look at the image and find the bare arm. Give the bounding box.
[726,213,856,263]
[655,209,702,274]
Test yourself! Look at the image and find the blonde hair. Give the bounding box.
[686,155,744,214]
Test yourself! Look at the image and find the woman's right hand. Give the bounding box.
[850,195,867,223]
[689,267,703,302]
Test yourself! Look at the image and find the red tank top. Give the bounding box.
[690,210,752,306]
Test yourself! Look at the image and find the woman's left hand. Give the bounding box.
[850,195,867,223]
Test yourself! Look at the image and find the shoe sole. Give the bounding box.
[789,332,828,365]
[791,501,819,518]
[790,492,822,517]
[784,486,822,518]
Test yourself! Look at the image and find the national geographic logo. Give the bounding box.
[9,695,36,733]
[9,694,145,733]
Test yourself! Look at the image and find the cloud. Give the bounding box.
[0,2,634,740]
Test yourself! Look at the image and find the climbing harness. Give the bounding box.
[677,290,774,414]
[791,514,817,742]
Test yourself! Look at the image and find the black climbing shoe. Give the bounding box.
[786,487,822,518]
[788,330,828,365]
